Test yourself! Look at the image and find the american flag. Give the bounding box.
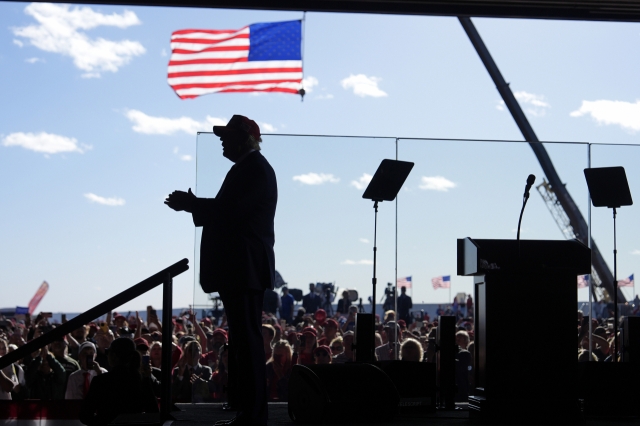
[431,275,451,290]
[618,274,635,288]
[397,276,412,289]
[577,274,590,289]
[168,20,303,99]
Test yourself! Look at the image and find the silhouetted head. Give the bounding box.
[108,337,140,370]
[213,115,261,162]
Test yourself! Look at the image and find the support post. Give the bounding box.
[161,271,174,421]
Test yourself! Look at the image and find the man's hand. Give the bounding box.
[164,188,196,212]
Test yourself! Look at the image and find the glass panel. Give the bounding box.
[395,138,590,316]
[194,133,397,319]
[590,143,640,315]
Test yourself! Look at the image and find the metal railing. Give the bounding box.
[0,258,189,422]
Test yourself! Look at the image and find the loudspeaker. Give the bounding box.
[373,361,436,413]
[288,363,399,423]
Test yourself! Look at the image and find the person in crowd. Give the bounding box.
[135,337,161,396]
[93,329,114,370]
[455,331,470,351]
[68,326,89,360]
[376,322,401,361]
[336,290,351,315]
[317,319,338,347]
[50,338,80,391]
[266,340,293,401]
[466,295,474,318]
[263,288,280,316]
[313,346,332,365]
[329,337,343,357]
[292,307,306,327]
[297,327,318,366]
[262,324,276,361]
[80,337,158,425]
[149,341,162,369]
[400,338,423,362]
[211,343,229,401]
[397,286,413,325]
[0,338,19,400]
[201,328,228,370]
[302,283,322,314]
[384,310,396,324]
[333,331,354,363]
[172,340,212,403]
[342,306,358,333]
[66,341,107,399]
[166,114,276,426]
[26,345,66,400]
[280,287,295,325]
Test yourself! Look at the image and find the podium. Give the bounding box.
[457,238,590,422]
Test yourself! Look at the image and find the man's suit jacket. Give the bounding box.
[302,293,322,314]
[192,151,277,293]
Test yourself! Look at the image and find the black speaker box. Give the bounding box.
[373,361,436,413]
[288,363,400,423]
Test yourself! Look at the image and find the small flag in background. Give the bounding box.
[168,20,303,99]
[618,274,635,287]
[432,275,451,290]
[397,276,412,289]
[577,275,590,289]
[28,281,49,314]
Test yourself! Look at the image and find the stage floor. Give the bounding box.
[166,403,640,426]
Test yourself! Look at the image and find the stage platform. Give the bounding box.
[165,403,640,426]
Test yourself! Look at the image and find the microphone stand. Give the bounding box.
[371,200,380,316]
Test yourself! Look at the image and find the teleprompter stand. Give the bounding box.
[458,237,591,422]
[353,159,413,363]
[584,166,633,360]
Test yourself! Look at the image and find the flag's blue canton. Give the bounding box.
[443,276,450,281]
[248,20,302,61]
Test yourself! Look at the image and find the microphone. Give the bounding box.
[517,174,536,242]
[523,174,536,199]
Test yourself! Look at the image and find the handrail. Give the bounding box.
[0,258,188,370]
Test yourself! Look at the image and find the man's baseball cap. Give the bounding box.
[213,115,261,141]
[134,337,150,351]
[302,327,317,337]
[212,328,228,339]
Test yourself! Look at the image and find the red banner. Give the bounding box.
[28,281,49,314]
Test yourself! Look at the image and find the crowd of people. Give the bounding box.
[0,285,481,410]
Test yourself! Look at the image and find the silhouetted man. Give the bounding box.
[165,115,277,426]
[302,283,321,314]
[397,286,413,325]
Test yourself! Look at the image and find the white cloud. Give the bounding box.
[350,173,373,190]
[341,259,373,265]
[293,173,340,185]
[13,39,24,47]
[180,154,192,161]
[632,249,640,255]
[125,110,226,135]
[497,91,550,117]
[315,94,334,100]
[260,122,277,133]
[161,48,167,57]
[341,74,387,98]
[302,76,318,93]
[359,238,370,244]
[25,57,44,63]
[419,176,457,192]
[84,193,125,206]
[570,100,640,132]
[13,3,145,78]
[2,132,89,154]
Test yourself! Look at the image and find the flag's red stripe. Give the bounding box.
[177,87,298,99]
[220,87,299,94]
[171,46,249,54]
[171,79,301,90]
[172,28,245,35]
[171,34,249,44]
[168,58,249,66]
[168,67,302,78]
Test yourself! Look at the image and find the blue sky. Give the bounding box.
[1,2,639,313]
